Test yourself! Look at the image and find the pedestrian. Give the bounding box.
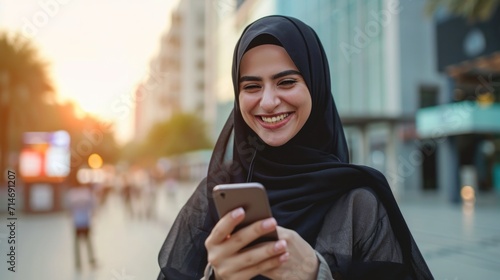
[66,170,97,270]
[121,172,135,218]
[157,15,433,279]
[164,168,179,199]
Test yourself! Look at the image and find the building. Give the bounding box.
[210,0,447,198]
[416,6,500,202]
[135,0,209,141]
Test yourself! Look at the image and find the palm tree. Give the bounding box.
[426,0,500,22]
[0,32,55,181]
[0,32,122,184]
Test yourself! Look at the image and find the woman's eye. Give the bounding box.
[242,84,261,91]
[278,79,297,88]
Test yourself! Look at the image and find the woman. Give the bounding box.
[157,15,433,280]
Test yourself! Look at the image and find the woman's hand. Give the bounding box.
[262,227,319,280]
[205,207,289,280]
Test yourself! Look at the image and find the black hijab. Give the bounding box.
[158,15,433,280]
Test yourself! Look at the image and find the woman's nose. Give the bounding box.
[260,86,281,112]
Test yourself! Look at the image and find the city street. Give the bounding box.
[400,196,500,280]
[0,182,499,280]
[0,182,197,280]
[1,1,500,280]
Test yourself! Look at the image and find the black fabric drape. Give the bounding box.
[157,15,433,280]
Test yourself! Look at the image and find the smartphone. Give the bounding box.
[213,182,278,246]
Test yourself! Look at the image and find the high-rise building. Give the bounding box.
[210,0,448,198]
[135,0,208,141]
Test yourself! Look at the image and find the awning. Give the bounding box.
[416,101,500,138]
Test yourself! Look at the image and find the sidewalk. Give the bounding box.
[400,199,500,279]
[1,181,499,279]
[0,181,199,280]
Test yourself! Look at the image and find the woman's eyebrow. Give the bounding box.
[239,75,262,83]
[271,69,301,80]
[239,69,302,83]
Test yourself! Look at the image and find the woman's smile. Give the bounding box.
[256,112,293,128]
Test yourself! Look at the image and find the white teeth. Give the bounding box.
[261,113,289,124]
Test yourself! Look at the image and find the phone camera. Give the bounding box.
[220,192,225,199]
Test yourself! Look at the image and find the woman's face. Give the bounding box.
[238,44,312,147]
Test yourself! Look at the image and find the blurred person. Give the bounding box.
[157,16,433,279]
[164,169,180,199]
[96,165,116,208]
[66,170,97,270]
[121,172,135,218]
[144,167,159,220]
[131,167,150,219]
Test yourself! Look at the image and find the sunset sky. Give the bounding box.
[0,0,178,143]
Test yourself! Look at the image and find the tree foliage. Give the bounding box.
[0,32,55,101]
[425,0,500,22]
[141,112,213,159]
[1,32,53,151]
[0,31,120,171]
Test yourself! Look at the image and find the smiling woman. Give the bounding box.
[238,44,312,147]
[157,15,433,280]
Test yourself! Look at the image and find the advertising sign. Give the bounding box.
[19,130,71,183]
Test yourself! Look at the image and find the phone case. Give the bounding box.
[213,182,278,245]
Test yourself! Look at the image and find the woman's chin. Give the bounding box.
[259,134,290,147]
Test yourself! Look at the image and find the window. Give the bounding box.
[419,85,438,108]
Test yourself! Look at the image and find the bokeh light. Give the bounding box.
[88,153,103,169]
[460,185,476,203]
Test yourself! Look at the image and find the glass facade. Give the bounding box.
[275,0,387,116]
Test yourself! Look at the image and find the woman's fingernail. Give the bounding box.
[274,240,287,252]
[262,218,276,229]
[279,252,290,262]
[231,207,244,219]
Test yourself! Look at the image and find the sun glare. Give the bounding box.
[0,0,174,142]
